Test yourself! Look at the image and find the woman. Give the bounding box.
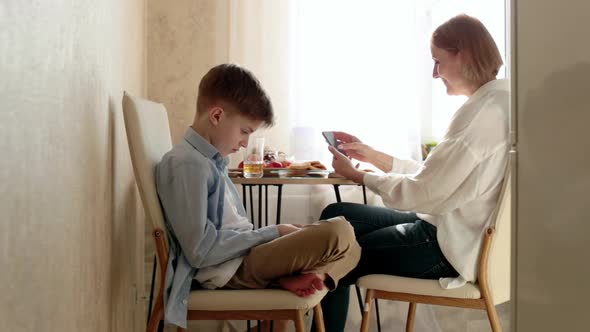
[320,14,509,331]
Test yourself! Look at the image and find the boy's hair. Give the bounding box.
[432,14,503,86]
[196,64,274,126]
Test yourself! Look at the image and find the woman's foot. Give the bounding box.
[278,273,325,297]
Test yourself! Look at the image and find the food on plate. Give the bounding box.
[262,146,296,168]
[263,146,277,164]
[265,161,283,168]
[238,146,296,169]
[277,152,294,167]
[287,162,309,170]
[309,161,327,170]
[287,161,327,170]
[283,161,327,177]
[238,159,284,169]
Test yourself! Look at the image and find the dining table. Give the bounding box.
[230,173,368,228]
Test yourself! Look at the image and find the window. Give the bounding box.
[229,0,506,167]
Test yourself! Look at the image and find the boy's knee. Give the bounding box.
[326,218,361,260]
[322,217,356,243]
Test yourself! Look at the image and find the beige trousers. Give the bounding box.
[225,217,361,290]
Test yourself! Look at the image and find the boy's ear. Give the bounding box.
[208,106,224,126]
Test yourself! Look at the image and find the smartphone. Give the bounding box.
[322,131,348,156]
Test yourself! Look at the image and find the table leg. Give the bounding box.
[249,185,254,225]
[242,184,278,227]
[264,185,269,227]
[242,185,247,210]
[275,184,283,224]
[333,184,342,203]
[258,185,262,229]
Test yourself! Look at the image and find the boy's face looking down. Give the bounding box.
[207,105,263,157]
[194,64,274,157]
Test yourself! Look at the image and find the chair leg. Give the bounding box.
[375,298,382,332]
[360,289,374,332]
[484,298,502,332]
[147,295,164,332]
[355,285,364,316]
[294,310,306,332]
[313,304,326,332]
[406,302,416,332]
[147,256,157,325]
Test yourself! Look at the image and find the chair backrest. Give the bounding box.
[122,92,173,252]
[485,167,512,305]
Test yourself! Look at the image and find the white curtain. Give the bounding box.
[288,0,423,167]
[228,1,507,331]
[228,0,425,169]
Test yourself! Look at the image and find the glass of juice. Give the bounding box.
[243,137,264,178]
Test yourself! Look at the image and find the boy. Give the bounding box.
[156,64,361,329]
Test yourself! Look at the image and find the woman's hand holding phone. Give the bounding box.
[327,145,365,184]
[329,132,375,163]
[332,131,394,172]
[322,131,348,156]
[332,131,361,145]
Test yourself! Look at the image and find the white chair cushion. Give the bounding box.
[122,92,172,233]
[188,288,328,311]
[357,274,481,299]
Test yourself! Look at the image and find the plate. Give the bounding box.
[228,168,288,178]
[272,169,330,178]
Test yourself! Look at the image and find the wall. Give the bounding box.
[513,0,590,331]
[147,0,230,144]
[0,0,146,331]
[146,0,229,330]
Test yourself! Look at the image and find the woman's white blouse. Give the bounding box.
[363,79,510,288]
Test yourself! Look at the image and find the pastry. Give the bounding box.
[287,161,327,171]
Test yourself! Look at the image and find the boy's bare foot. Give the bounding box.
[278,273,325,297]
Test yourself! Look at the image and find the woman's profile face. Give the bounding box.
[431,44,475,96]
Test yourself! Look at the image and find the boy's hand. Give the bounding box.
[277,224,301,237]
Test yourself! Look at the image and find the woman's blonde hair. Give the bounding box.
[432,14,503,86]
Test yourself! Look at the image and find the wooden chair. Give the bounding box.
[357,169,511,332]
[122,92,327,332]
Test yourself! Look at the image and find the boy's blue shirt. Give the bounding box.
[155,127,279,328]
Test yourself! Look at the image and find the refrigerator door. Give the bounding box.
[513,0,590,331]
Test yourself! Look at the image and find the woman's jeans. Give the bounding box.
[319,202,459,332]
